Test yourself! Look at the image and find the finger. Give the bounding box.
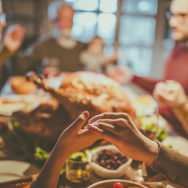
[70,111,89,132]
[157,93,173,104]
[77,130,100,148]
[87,124,117,143]
[89,112,130,124]
[89,122,120,135]
[97,119,128,128]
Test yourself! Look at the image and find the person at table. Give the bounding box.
[4,1,86,76]
[0,1,25,90]
[154,80,188,136]
[108,0,188,137]
[79,36,118,72]
[30,112,188,188]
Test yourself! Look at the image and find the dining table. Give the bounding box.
[1,75,188,188]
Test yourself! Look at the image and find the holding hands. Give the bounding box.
[4,24,25,52]
[87,112,158,166]
[153,80,187,108]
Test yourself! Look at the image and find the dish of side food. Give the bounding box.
[88,180,147,188]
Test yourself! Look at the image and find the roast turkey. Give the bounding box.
[13,71,140,148]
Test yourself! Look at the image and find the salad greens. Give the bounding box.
[139,116,157,132]
[155,128,168,142]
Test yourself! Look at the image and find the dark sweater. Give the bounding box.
[11,37,86,74]
[0,37,86,90]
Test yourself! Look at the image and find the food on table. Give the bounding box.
[95,150,128,170]
[133,95,158,140]
[10,76,36,94]
[155,128,168,142]
[13,71,140,150]
[113,182,124,188]
[134,95,152,105]
[139,116,157,141]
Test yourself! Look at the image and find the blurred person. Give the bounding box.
[6,1,86,76]
[79,36,118,73]
[154,80,188,135]
[29,112,188,188]
[0,1,25,90]
[108,0,188,137]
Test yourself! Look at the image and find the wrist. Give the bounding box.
[142,139,159,166]
[172,99,188,109]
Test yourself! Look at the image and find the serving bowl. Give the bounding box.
[88,145,132,179]
[88,179,147,188]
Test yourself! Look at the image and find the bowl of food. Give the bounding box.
[88,145,132,179]
[88,179,147,188]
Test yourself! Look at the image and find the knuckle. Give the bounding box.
[118,118,126,123]
[123,113,129,118]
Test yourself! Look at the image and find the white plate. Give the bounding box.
[0,160,40,183]
[88,179,147,188]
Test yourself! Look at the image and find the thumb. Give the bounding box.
[70,111,89,132]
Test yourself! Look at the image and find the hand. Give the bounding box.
[153,80,187,108]
[106,65,132,84]
[4,24,25,52]
[87,112,158,165]
[57,111,100,156]
[36,111,100,188]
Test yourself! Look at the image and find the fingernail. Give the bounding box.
[82,111,88,119]
[84,126,89,130]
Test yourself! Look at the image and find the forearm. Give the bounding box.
[131,75,160,94]
[35,140,70,188]
[0,46,14,70]
[172,101,188,136]
[143,144,188,187]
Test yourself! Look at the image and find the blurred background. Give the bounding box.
[2,0,173,79]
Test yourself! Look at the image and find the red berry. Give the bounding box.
[113,182,124,188]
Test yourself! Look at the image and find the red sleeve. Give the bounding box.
[131,75,160,94]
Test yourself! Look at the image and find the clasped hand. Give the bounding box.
[58,111,158,166]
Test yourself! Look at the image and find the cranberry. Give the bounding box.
[113,182,124,188]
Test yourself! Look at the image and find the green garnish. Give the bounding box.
[34,147,50,160]
[155,128,168,142]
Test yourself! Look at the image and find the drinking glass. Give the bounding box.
[133,96,159,140]
[42,57,60,78]
[66,159,91,183]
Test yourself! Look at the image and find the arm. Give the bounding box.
[88,112,188,187]
[0,46,14,70]
[153,80,188,135]
[3,24,43,75]
[143,144,188,188]
[131,75,160,94]
[30,111,99,188]
[11,44,44,75]
[172,102,188,136]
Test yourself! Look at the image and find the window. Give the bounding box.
[66,0,159,76]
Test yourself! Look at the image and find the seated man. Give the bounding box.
[3,2,86,76]
[0,2,25,90]
[30,112,188,188]
[108,0,188,137]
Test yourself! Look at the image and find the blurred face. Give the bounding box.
[169,0,188,41]
[88,38,104,56]
[56,6,74,37]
